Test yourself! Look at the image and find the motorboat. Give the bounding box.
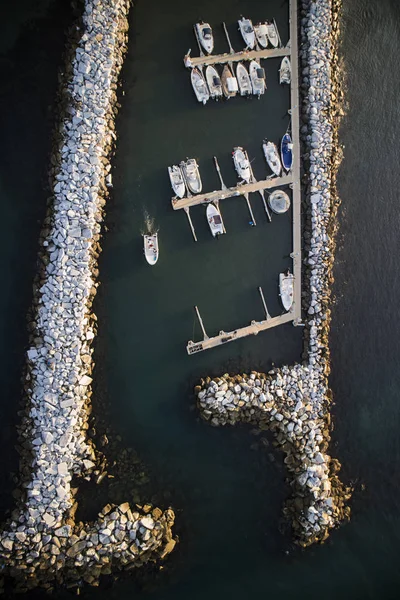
[181,158,202,194]
[205,65,223,100]
[262,140,282,177]
[254,23,268,48]
[168,165,186,198]
[221,64,238,98]
[236,62,252,96]
[266,21,279,48]
[279,56,291,84]
[232,146,251,182]
[279,270,294,311]
[195,22,214,54]
[268,190,290,214]
[191,68,210,105]
[281,133,293,171]
[206,203,224,237]
[249,60,266,97]
[143,233,159,266]
[238,17,256,49]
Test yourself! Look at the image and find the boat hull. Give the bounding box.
[205,65,222,99]
[206,203,224,237]
[221,65,238,98]
[168,166,186,198]
[262,141,282,177]
[236,62,252,96]
[238,18,256,49]
[233,147,251,182]
[249,60,266,96]
[254,23,268,48]
[266,22,279,48]
[181,159,202,194]
[279,272,294,311]
[143,234,159,266]
[281,133,293,171]
[279,57,291,84]
[195,23,214,54]
[191,68,210,104]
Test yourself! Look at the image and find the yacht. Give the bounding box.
[249,60,266,97]
[205,65,223,99]
[191,68,210,104]
[236,62,252,96]
[281,133,293,171]
[254,23,268,48]
[262,140,282,177]
[206,203,224,237]
[221,64,238,98]
[168,165,186,198]
[143,233,159,266]
[279,270,294,311]
[232,147,251,182]
[279,56,291,84]
[181,158,202,194]
[266,21,279,48]
[195,22,214,54]
[238,17,256,49]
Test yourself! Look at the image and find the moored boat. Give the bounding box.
[266,20,279,48]
[254,22,268,48]
[281,133,293,171]
[195,22,214,54]
[279,270,294,311]
[262,140,282,177]
[168,165,186,198]
[143,233,159,266]
[191,68,210,105]
[236,62,252,96]
[181,158,202,194]
[249,60,266,97]
[205,65,222,99]
[206,203,224,237]
[232,146,251,182]
[279,56,291,84]
[238,17,256,49]
[221,64,238,98]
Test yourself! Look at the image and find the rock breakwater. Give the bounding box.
[195,0,351,547]
[0,0,175,591]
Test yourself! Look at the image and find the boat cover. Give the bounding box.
[227,77,238,92]
[256,68,265,79]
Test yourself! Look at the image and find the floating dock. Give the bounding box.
[185,45,290,69]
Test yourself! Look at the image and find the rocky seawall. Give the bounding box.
[196,0,352,547]
[0,0,175,592]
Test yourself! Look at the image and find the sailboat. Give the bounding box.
[279,270,294,311]
[206,203,224,237]
[279,57,291,84]
[191,68,210,104]
[236,62,252,96]
[205,65,223,99]
[195,22,214,54]
[262,140,282,177]
[143,233,159,266]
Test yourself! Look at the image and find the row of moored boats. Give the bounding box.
[196,18,280,54]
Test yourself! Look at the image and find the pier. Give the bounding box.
[185,0,301,354]
[185,45,290,69]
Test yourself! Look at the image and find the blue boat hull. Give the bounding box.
[281,133,293,171]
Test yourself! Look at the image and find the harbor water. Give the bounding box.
[1,0,400,598]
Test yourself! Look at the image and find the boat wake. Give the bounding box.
[141,209,158,236]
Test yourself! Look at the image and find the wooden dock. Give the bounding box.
[185,45,290,69]
[185,0,302,354]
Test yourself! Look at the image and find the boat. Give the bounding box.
[262,140,282,177]
[232,147,251,182]
[206,203,224,237]
[205,65,222,100]
[221,64,238,98]
[266,21,279,48]
[254,23,268,48]
[236,62,252,96]
[168,165,186,198]
[191,68,210,105]
[195,22,214,54]
[249,60,266,97]
[143,233,159,266]
[238,17,256,49]
[181,158,202,194]
[268,190,290,214]
[279,270,294,311]
[279,56,291,84]
[281,133,293,171]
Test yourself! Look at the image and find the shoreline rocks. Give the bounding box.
[0,0,175,591]
[195,0,352,547]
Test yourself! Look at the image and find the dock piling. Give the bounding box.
[222,22,235,54]
[184,207,197,241]
[258,286,271,320]
[213,156,228,190]
[243,192,256,226]
[194,306,209,340]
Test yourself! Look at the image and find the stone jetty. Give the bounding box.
[0,0,175,591]
[195,0,352,547]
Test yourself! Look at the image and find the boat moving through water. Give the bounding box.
[281,133,293,171]
[206,203,224,237]
[205,65,222,99]
[279,56,291,84]
[262,140,282,177]
[195,22,214,54]
[168,165,186,198]
[232,147,251,182]
[236,62,252,96]
[181,158,202,194]
[191,68,209,104]
[249,60,266,97]
[238,17,256,49]
[266,21,279,48]
[143,233,159,266]
[221,64,238,98]
[279,270,294,311]
[254,23,268,48]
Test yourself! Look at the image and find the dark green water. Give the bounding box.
[1,0,400,598]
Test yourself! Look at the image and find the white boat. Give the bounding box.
[262,140,282,177]
[143,233,159,266]
[181,158,202,194]
[232,147,251,182]
[221,64,238,98]
[191,68,210,105]
[205,65,222,99]
[206,203,224,237]
[254,23,268,48]
[168,165,186,198]
[249,60,266,97]
[236,62,252,96]
[279,56,291,84]
[238,17,256,49]
[279,270,294,311]
[195,22,214,54]
[266,21,279,48]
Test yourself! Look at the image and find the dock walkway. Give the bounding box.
[186,46,290,69]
